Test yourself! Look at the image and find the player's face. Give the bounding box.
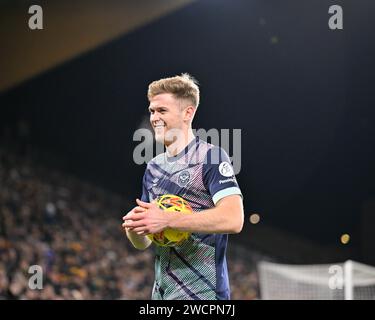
[148,93,186,146]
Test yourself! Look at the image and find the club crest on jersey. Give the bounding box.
[219,162,234,177]
[178,170,190,187]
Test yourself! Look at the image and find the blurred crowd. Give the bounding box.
[0,146,259,300]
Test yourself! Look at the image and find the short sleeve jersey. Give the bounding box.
[141,137,242,300]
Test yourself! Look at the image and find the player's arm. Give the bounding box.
[169,194,243,233]
[123,170,153,250]
[126,195,243,234]
[167,145,244,234]
[125,228,152,250]
[123,147,244,235]
[123,206,152,250]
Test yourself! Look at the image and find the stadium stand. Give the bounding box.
[0,145,260,299]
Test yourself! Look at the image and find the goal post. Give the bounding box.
[258,260,375,300]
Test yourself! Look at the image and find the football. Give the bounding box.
[147,194,192,247]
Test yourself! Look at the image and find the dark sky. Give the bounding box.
[1,0,375,249]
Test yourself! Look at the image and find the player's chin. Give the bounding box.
[157,136,173,147]
[154,136,163,144]
[154,132,165,143]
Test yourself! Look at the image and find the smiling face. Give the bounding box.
[148,93,194,146]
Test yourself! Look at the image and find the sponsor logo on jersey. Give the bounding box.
[219,162,234,177]
[219,178,237,184]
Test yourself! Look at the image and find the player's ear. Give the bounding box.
[183,106,196,122]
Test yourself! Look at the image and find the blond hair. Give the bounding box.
[147,73,200,108]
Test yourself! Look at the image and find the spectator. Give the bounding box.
[0,146,260,299]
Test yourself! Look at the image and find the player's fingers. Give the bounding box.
[127,219,146,228]
[127,212,146,221]
[123,211,144,220]
[132,227,149,235]
[136,198,152,208]
[123,214,133,220]
[122,220,133,228]
[133,206,147,213]
[122,207,138,219]
[137,231,151,236]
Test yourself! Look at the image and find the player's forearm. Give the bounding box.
[126,228,152,250]
[167,202,243,234]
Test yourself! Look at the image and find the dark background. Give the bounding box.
[1,0,375,262]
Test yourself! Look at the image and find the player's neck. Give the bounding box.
[165,130,195,157]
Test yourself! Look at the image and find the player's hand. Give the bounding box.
[122,205,146,232]
[122,199,170,235]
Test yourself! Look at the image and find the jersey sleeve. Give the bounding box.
[202,146,242,205]
[140,169,149,202]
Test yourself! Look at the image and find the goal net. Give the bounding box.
[258,260,375,300]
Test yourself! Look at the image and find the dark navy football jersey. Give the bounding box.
[141,137,242,300]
